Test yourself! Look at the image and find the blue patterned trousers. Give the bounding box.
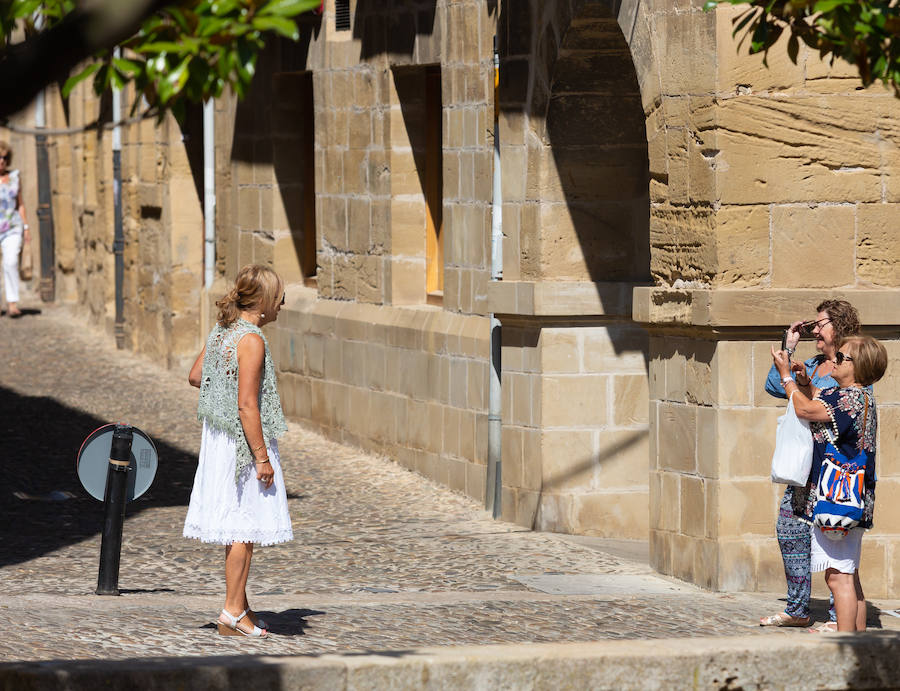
[777,486,812,619]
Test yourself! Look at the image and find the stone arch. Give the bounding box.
[524,0,655,283]
[496,0,662,540]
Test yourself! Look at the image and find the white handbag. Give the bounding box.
[771,391,813,486]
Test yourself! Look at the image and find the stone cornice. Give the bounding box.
[633,287,900,327]
[488,281,643,319]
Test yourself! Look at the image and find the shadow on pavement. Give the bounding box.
[0,307,41,318]
[0,386,198,568]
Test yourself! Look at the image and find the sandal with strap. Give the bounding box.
[759,612,810,627]
[808,621,838,633]
[247,610,268,630]
[217,609,268,638]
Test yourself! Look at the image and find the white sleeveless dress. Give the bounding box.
[183,320,293,546]
[183,422,293,546]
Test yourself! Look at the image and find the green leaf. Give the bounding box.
[196,16,230,37]
[813,0,853,13]
[61,62,102,98]
[136,40,187,54]
[166,7,192,34]
[257,0,322,17]
[251,15,299,40]
[112,56,142,76]
[210,0,240,17]
[167,55,191,95]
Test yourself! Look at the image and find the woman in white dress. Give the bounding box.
[185,264,292,638]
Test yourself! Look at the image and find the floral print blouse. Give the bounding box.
[0,170,22,241]
[792,386,877,528]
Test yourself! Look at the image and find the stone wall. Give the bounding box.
[213,0,498,507]
[32,80,205,369]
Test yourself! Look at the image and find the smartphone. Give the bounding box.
[781,330,788,351]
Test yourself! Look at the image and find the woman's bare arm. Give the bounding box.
[188,344,206,388]
[237,333,274,488]
[773,345,829,422]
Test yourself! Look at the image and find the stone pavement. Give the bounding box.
[3,297,900,682]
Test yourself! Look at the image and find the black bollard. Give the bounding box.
[96,425,133,595]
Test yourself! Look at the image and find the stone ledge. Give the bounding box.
[4,633,900,689]
[634,287,900,327]
[488,281,642,318]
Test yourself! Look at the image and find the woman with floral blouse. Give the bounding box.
[772,335,887,632]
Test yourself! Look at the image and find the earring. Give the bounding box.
[260,313,265,319]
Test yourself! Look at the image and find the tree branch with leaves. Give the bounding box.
[0,0,322,122]
[706,0,900,96]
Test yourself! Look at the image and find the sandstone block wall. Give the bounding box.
[25,78,206,369]
[500,320,650,537]
[213,0,498,506]
[272,293,490,500]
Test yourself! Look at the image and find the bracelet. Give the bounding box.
[251,443,266,452]
[781,376,794,386]
[785,347,794,356]
[255,458,270,464]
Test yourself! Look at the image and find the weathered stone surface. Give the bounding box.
[713,206,769,286]
[714,97,884,205]
[857,204,900,286]
[771,205,855,288]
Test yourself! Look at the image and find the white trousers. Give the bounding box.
[0,232,21,304]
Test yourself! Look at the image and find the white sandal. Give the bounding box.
[248,611,268,630]
[217,608,268,638]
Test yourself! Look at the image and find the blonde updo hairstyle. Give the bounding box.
[216,264,284,327]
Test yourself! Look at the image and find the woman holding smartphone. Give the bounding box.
[759,299,861,630]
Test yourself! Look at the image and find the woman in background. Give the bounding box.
[0,142,29,318]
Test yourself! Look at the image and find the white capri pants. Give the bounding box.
[1,232,22,304]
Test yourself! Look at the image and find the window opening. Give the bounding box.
[335,0,351,31]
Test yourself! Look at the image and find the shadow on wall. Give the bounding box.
[498,0,651,364]
[0,386,198,568]
[230,29,317,276]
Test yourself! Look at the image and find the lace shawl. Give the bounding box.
[197,319,287,482]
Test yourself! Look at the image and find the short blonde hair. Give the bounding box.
[216,265,284,327]
[839,335,888,387]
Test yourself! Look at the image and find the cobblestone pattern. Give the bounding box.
[2,300,898,662]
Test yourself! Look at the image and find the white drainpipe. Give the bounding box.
[486,35,503,518]
[203,99,215,289]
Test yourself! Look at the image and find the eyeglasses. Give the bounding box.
[0,154,9,161]
[280,294,285,306]
[800,318,831,335]
[835,351,854,365]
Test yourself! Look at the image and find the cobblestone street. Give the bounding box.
[3,299,899,665]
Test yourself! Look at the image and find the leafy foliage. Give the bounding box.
[705,0,900,96]
[1,0,322,122]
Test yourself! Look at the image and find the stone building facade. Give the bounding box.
[18,0,900,596]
